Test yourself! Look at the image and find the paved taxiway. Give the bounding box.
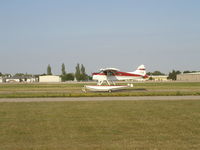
[0,96,200,102]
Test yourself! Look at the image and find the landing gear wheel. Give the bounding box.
[108,90,112,93]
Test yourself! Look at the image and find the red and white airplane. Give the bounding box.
[83,65,148,92]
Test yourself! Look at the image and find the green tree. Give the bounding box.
[147,71,165,76]
[3,74,11,78]
[75,63,81,81]
[61,63,66,75]
[183,70,199,73]
[183,70,191,74]
[61,63,67,82]
[81,64,86,75]
[87,75,92,81]
[14,73,24,77]
[80,64,88,81]
[47,64,52,75]
[66,73,74,81]
[168,70,181,80]
[149,76,153,80]
[75,63,88,81]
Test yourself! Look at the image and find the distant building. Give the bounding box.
[39,75,61,83]
[149,75,168,81]
[0,77,2,83]
[177,72,200,81]
[6,77,20,83]
[5,76,36,83]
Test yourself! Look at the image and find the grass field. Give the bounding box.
[0,82,200,98]
[0,100,200,150]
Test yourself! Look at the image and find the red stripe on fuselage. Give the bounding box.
[92,72,142,77]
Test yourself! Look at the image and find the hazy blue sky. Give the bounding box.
[0,0,200,75]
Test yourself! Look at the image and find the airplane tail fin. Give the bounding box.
[134,65,146,76]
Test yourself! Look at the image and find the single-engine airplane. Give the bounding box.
[83,65,148,92]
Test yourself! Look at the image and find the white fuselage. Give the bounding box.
[92,73,143,81]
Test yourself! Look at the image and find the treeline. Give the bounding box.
[0,63,91,82]
[47,63,91,81]
[1,67,199,81]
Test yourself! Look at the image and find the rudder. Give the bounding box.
[134,64,146,76]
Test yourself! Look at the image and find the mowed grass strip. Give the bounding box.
[0,100,200,150]
[1,91,200,98]
[0,82,200,98]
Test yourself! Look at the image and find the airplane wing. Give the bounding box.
[100,68,120,72]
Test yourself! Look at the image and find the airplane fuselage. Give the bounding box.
[92,71,145,81]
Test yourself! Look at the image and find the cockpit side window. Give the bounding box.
[107,71,115,76]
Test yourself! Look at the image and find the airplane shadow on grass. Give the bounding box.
[115,88,147,93]
[89,88,147,93]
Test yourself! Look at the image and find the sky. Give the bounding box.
[0,0,200,75]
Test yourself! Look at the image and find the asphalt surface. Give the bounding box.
[0,96,200,102]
